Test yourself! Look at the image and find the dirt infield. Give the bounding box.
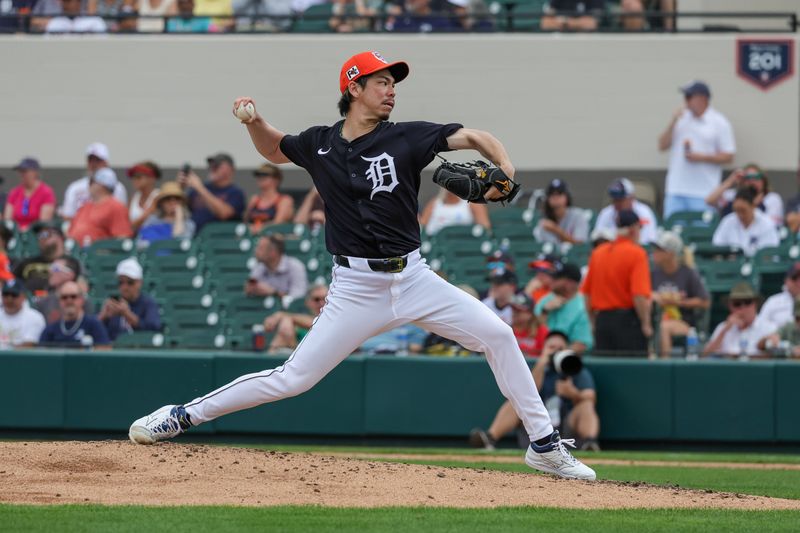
[1,441,799,510]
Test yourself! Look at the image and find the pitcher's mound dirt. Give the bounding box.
[1,441,798,509]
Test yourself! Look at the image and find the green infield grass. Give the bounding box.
[2,505,800,533]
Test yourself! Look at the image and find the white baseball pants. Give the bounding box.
[185,249,554,441]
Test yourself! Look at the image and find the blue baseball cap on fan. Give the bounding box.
[680,80,711,98]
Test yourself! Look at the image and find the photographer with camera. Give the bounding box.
[469,330,600,451]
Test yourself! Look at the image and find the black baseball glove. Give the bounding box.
[432,159,520,204]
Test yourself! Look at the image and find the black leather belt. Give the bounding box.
[334,254,408,273]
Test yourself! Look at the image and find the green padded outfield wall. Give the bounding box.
[0,350,798,443]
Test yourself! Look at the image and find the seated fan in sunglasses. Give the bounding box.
[38,281,110,349]
[702,282,775,358]
[97,258,161,341]
[32,256,94,324]
[262,284,328,354]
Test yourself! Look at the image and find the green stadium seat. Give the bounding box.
[139,238,195,258]
[145,254,203,275]
[752,243,800,297]
[290,2,334,32]
[433,224,491,242]
[665,209,719,230]
[82,238,137,257]
[113,331,169,349]
[198,221,250,241]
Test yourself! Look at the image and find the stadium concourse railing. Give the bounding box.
[0,349,798,444]
[0,10,796,34]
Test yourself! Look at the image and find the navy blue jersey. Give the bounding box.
[39,314,111,348]
[280,120,462,258]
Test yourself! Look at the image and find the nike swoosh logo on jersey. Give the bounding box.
[317,147,331,155]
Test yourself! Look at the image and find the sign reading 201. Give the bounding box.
[736,39,795,91]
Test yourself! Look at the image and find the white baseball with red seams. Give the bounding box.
[235,102,255,121]
[183,249,554,443]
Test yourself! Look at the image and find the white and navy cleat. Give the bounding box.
[129,404,192,445]
[524,430,596,480]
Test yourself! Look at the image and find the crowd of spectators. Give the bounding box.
[0,0,678,34]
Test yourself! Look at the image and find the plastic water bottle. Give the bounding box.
[251,324,265,351]
[738,337,750,361]
[396,327,409,357]
[685,327,699,361]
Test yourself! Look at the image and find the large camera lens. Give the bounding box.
[551,349,583,377]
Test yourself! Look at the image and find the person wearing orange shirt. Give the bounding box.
[581,210,652,355]
[67,168,133,247]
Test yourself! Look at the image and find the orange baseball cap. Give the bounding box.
[339,51,410,94]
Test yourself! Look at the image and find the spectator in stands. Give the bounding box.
[126,161,162,234]
[0,279,46,349]
[293,186,325,232]
[711,187,779,257]
[359,323,428,355]
[758,299,800,359]
[469,330,600,451]
[181,153,245,231]
[510,293,548,356]
[13,221,70,296]
[137,0,177,33]
[533,179,589,245]
[582,210,652,355]
[194,0,234,30]
[98,257,161,341]
[448,0,493,31]
[703,282,772,358]
[481,270,517,325]
[784,167,800,234]
[263,283,327,353]
[384,0,459,32]
[485,248,515,280]
[419,190,490,236]
[619,0,675,31]
[61,143,128,221]
[593,178,657,245]
[245,234,308,299]
[30,0,89,31]
[67,168,133,246]
[535,261,593,353]
[39,281,110,349]
[659,80,736,219]
[706,164,783,227]
[0,226,13,283]
[328,0,378,32]
[757,262,800,333]
[1,0,35,33]
[5,157,56,231]
[650,231,710,357]
[244,163,295,234]
[138,181,196,243]
[525,254,556,303]
[166,0,217,31]
[32,256,91,323]
[232,0,291,32]
[540,0,605,31]
[44,0,108,32]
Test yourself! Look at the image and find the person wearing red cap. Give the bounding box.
[129,51,595,481]
[125,161,162,234]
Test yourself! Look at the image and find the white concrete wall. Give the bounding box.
[1,33,797,172]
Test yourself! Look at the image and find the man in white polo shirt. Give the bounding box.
[0,280,46,349]
[60,142,128,220]
[592,178,658,245]
[757,262,800,332]
[659,80,736,220]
